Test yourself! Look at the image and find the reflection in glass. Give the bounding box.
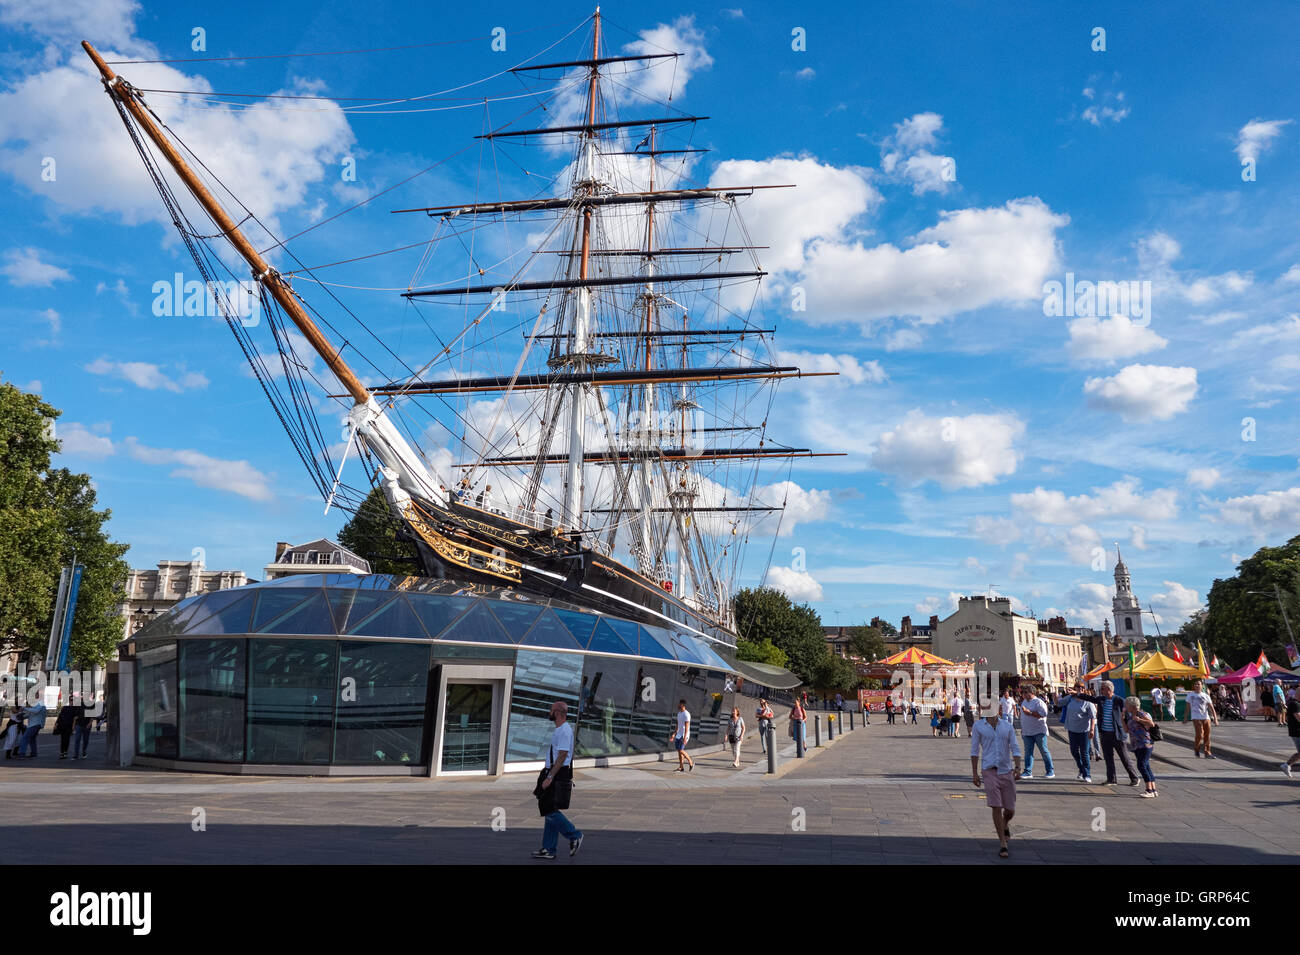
[136,641,177,757]
[441,683,494,772]
[505,649,582,762]
[625,662,679,754]
[180,639,246,761]
[576,655,638,758]
[334,641,431,765]
[247,640,336,764]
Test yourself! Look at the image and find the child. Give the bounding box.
[930,708,942,737]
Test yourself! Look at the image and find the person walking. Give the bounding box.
[1018,686,1056,779]
[1063,684,1097,782]
[72,702,93,760]
[1272,682,1287,726]
[727,707,746,768]
[942,696,953,737]
[531,700,583,859]
[1123,696,1159,797]
[930,706,942,737]
[671,699,694,772]
[950,693,964,737]
[1282,689,1300,778]
[790,697,807,751]
[963,693,976,736]
[971,707,1023,859]
[1151,685,1164,722]
[998,687,1017,724]
[910,700,919,724]
[1078,681,1138,785]
[755,699,774,753]
[54,699,83,760]
[1183,679,1220,758]
[1164,686,1177,722]
[17,697,46,759]
[3,705,24,759]
[884,696,895,725]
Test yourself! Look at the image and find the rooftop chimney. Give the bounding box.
[275,541,291,561]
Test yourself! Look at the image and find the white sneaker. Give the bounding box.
[1084,776,1093,783]
[1044,772,1056,779]
[1076,773,1084,780]
[1284,763,1294,778]
[1018,772,1032,779]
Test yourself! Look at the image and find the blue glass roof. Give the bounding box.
[134,574,735,669]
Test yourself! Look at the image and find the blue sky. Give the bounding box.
[2,0,1298,635]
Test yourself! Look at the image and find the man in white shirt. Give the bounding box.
[671,699,694,772]
[971,709,1023,858]
[1182,679,1220,759]
[1017,687,1056,779]
[531,700,583,860]
[1150,686,1164,721]
[998,688,1017,723]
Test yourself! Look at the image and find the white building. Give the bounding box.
[1112,547,1145,644]
[120,559,250,639]
[263,539,370,580]
[934,595,1082,683]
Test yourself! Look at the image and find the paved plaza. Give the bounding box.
[2,717,1296,864]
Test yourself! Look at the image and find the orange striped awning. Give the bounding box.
[876,647,956,667]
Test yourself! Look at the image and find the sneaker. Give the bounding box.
[569,835,583,858]
[1044,772,1057,779]
[1018,772,1032,779]
[1205,753,1217,760]
[531,849,556,860]
[1282,763,1293,778]
[1076,773,1084,780]
[1128,777,1140,786]
[1194,751,1202,758]
[1084,776,1093,783]
[1140,790,1156,798]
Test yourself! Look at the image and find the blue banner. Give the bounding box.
[56,564,83,671]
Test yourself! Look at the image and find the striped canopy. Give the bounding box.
[876,646,956,667]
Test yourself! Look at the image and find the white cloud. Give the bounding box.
[86,358,208,392]
[0,15,355,240]
[1150,580,1202,625]
[1282,265,1300,283]
[21,379,42,392]
[880,112,955,195]
[915,595,943,616]
[1215,487,1300,534]
[962,555,987,575]
[757,480,831,536]
[1081,88,1129,126]
[795,67,815,81]
[883,328,923,351]
[1136,231,1252,304]
[1234,118,1291,162]
[1061,524,1103,565]
[30,307,61,347]
[970,515,1022,546]
[2,247,71,287]
[765,565,823,602]
[1064,582,1113,628]
[56,422,115,459]
[620,16,713,104]
[872,410,1024,490]
[124,437,273,500]
[1012,478,1179,525]
[1083,364,1198,421]
[0,0,140,48]
[1187,468,1220,489]
[1065,314,1168,363]
[775,349,886,384]
[1129,524,1147,550]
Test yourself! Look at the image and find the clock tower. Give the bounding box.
[1111,545,1144,644]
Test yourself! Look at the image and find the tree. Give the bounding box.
[337,487,421,575]
[1203,536,1300,664]
[872,616,899,638]
[732,586,826,684]
[812,653,861,693]
[849,624,887,661]
[0,380,128,666]
[735,638,789,668]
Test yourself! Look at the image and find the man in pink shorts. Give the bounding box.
[971,707,1023,858]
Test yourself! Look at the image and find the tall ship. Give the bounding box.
[84,11,837,657]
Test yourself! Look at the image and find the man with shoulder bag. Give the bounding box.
[532,700,583,860]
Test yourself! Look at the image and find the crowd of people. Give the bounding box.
[1,695,101,760]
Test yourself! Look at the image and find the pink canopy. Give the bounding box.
[1217,661,1260,685]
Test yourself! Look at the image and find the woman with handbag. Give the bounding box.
[727,707,746,767]
[789,698,806,750]
[1123,696,1158,798]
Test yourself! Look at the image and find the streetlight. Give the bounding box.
[1246,585,1297,645]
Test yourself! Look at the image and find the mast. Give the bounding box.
[81,41,441,503]
[563,9,602,527]
[637,124,657,576]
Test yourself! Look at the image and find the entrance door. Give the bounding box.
[440,683,494,773]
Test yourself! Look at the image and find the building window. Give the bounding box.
[292,552,306,564]
[1125,617,1133,631]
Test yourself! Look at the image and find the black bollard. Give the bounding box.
[814,714,822,747]
[766,727,778,774]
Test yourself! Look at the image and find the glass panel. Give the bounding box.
[136,641,177,758]
[552,608,597,646]
[255,592,336,635]
[345,595,426,639]
[505,649,582,763]
[516,609,583,650]
[675,665,712,750]
[179,639,246,761]
[334,641,430,765]
[438,602,512,645]
[251,589,321,631]
[246,640,336,764]
[667,631,705,664]
[587,618,635,656]
[407,594,473,639]
[185,592,255,635]
[328,590,387,632]
[625,662,679,754]
[434,645,515,661]
[636,625,676,660]
[698,669,728,746]
[440,683,494,772]
[575,656,638,758]
[486,601,543,642]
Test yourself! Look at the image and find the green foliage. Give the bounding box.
[735,638,789,668]
[872,617,899,638]
[811,653,862,693]
[0,380,128,666]
[732,586,826,684]
[1203,536,1300,665]
[849,624,887,661]
[338,487,422,575]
